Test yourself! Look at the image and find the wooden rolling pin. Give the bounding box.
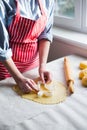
[64,57,74,93]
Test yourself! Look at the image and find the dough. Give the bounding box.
[79,68,87,79]
[82,75,87,87]
[13,79,67,104]
[79,61,87,69]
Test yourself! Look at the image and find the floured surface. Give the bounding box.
[1,55,87,130]
[13,79,67,104]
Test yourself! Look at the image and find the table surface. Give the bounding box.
[0,54,87,130]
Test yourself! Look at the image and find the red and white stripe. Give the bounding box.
[0,0,47,80]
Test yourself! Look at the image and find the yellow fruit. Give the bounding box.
[79,68,87,79]
[79,61,87,69]
[82,76,87,87]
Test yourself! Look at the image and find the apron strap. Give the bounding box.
[15,0,20,18]
[15,0,46,17]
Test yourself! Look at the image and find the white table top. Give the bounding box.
[0,55,87,130]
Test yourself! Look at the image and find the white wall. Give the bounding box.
[48,38,87,62]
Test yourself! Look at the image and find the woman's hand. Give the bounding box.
[15,76,39,94]
[39,65,52,84]
[2,58,39,94]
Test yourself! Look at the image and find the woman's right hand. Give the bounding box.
[16,76,39,93]
[15,76,39,93]
[2,58,39,94]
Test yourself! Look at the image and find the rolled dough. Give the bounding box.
[13,78,67,104]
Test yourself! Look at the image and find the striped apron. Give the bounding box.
[0,0,47,80]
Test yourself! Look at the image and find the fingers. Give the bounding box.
[19,79,39,94]
[40,72,45,84]
[40,71,52,84]
[25,79,39,92]
[45,72,52,83]
[21,83,33,94]
[28,79,40,92]
[25,83,33,92]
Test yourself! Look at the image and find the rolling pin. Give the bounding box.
[64,57,74,93]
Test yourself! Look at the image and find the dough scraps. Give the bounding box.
[13,79,67,104]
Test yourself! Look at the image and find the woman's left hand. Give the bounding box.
[39,67,52,84]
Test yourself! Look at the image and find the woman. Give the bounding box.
[0,0,54,93]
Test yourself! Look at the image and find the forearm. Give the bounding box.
[2,58,39,92]
[39,39,50,68]
[2,58,23,82]
[38,39,52,83]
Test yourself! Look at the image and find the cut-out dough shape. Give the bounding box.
[13,79,67,104]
